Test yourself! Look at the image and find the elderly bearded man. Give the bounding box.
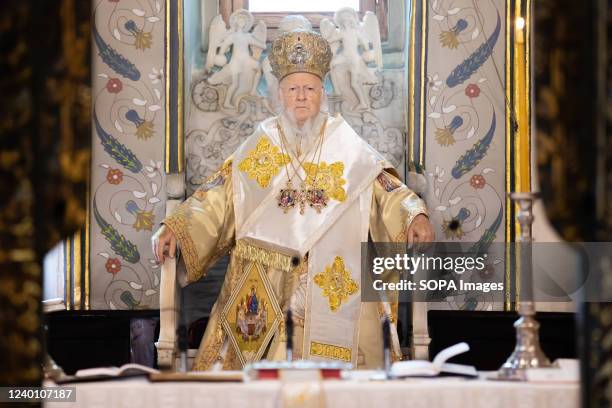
[152,28,434,370]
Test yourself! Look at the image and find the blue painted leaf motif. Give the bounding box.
[125,109,144,126]
[462,297,478,311]
[125,200,141,215]
[468,206,503,257]
[456,207,471,222]
[451,113,496,179]
[94,111,143,173]
[446,13,501,88]
[93,24,141,81]
[93,199,140,263]
[120,291,139,309]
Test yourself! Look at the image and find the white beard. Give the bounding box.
[278,110,327,158]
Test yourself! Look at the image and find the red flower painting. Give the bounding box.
[465,83,481,98]
[105,258,121,275]
[106,78,123,93]
[106,168,124,184]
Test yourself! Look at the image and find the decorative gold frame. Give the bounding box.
[165,0,185,174]
[510,0,532,306]
[63,226,89,310]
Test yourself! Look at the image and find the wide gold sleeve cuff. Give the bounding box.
[370,170,428,243]
[397,193,429,241]
[163,159,235,283]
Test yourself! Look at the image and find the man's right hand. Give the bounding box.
[151,225,177,264]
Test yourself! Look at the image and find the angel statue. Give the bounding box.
[205,9,267,110]
[262,15,313,111]
[321,7,382,111]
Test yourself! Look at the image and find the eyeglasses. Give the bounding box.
[280,85,322,98]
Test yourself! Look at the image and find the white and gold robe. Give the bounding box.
[163,114,427,370]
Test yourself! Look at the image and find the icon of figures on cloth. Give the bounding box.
[247,286,258,314]
[321,7,382,111]
[277,186,298,213]
[205,9,267,110]
[262,15,313,111]
[236,300,249,336]
[307,188,328,213]
[236,286,267,341]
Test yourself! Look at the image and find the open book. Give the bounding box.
[391,342,477,378]
[73,364,160,380]
[54,363,160,384]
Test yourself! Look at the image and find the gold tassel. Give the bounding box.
[233,240,293,272]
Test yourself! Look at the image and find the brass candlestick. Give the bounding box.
[496,192,551,380]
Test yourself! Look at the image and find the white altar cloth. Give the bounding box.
[44,372,578,408]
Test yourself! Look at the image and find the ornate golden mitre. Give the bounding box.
[269,29,332,80]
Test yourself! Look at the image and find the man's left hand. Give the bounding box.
[406,214,435,248]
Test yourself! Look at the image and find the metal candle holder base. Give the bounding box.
[496,312,552,380]
[43,353,68,382]
[496,192,551,381]
[42,322,69,382]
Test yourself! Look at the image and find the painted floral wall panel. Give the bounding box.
[90,0,165,309]
[423,0,507,311]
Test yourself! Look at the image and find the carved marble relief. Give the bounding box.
[321,7,383,111]
[187,95,273,188]
[205,10,267,109]
[328,70,405,170]
[186,8,405,195]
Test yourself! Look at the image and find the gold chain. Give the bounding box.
[277,124,309,184]
[277,118,327,187]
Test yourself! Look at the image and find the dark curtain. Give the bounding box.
[0,0,90,386]
[534,0,611,241]
[535,1,612,407]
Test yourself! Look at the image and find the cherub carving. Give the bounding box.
[205,9,267,110]
[321,7,382,111]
